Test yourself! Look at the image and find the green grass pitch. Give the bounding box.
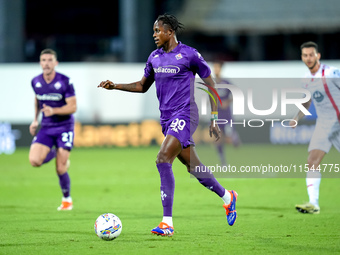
[1,145,339,255]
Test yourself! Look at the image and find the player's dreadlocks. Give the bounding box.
[156,14,184,34]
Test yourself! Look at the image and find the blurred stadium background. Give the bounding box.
[1,0,340,153]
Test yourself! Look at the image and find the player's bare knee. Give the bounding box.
[156,151,171,164]
[56,162,67,175]
[29,157,42,167]
[156,155,167,164]
[56,167,67,175]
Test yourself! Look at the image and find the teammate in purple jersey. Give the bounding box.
[213,62,241,166]
[29,49,77,211]
[98,14,238,236]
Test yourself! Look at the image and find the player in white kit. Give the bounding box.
[290,41,340,214]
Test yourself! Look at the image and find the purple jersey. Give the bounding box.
[31,72,75,128]
[144,42,211,124]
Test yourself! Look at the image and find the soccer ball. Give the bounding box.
[94,213,122,240]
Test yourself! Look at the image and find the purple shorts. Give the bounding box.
[162,115,198,148]
[32,124,74,151]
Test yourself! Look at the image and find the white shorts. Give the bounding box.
[329,121,340,152]
[308,120,340,153]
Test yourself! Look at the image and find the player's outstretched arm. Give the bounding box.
[97,76,154,93]
[202,75,221,141]
[289,99,312,128]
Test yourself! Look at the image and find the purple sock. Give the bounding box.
[191,163,225,197]
[58,172,71,198]
[43,148,56,164]
[157,163,175,217]
[216,144,227,166]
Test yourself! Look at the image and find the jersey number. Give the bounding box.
[170,118,186,133]
[61,131,74,147]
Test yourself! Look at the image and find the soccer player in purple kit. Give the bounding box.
[213,62,241,166]
[98,14,237,236]
[29,49,77,211]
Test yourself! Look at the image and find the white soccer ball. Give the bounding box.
[94,213,122,240]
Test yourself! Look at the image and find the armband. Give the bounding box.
[211,111,218,121]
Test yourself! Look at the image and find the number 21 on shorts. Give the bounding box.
[62,131,74,147]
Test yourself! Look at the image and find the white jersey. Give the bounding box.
[302,64,340,124]
[302,64,340,153]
